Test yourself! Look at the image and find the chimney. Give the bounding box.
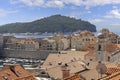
[61,64,70,79]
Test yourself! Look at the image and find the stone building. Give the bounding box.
[100,28,118,44]
[3,35,15,48]
[70,30,95,51]
[53,33,64,41]
[84,29,120,62]
[53,33,70,51]
[40,38,56,50]
[110,50,120,63]
[96,33,108,61]
[5,37,39,51]
[117,36,120,44]
[108,32,118,44]
[69,34,79,49]
[57,38,70,51]
[40,34,70,51]
[95,28,119,62]
[0,35,3,50]
[101,28,109,37]
[80,30,95,43]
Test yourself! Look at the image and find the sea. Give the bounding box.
[11,32,120,38]
[3,33,70,38]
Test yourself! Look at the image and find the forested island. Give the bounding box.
[0,15,96,33]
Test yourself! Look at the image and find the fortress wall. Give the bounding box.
[0,49,57,59]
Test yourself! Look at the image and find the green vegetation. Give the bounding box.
[0,15,96,33]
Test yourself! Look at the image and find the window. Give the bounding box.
[88,39,90,41]
[31,42,33,44]
[27,42,30,44]
[108,56,110,61]
[98,45,101,51]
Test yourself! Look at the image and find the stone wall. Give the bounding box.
[0,49,57,59]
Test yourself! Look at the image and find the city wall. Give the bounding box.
[0,49,57,59]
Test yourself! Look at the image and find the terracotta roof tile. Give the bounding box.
[0,64,36,80]
[105,67,120,75]
[62,74,84,80]
[101,71,120,80]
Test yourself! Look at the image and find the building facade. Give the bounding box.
[5,37,39,51]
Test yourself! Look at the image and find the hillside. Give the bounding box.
[0,15,96,33]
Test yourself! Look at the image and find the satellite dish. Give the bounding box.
[96,61,107,78]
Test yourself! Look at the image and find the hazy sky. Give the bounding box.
[0,0,120,32]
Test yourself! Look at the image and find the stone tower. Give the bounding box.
[96,37,107,61]
[96,29,109,61]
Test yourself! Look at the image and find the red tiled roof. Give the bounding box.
[62,74,84,80]
[0,64,36,80]
[105,67,120,75]
[101,71,120,80]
